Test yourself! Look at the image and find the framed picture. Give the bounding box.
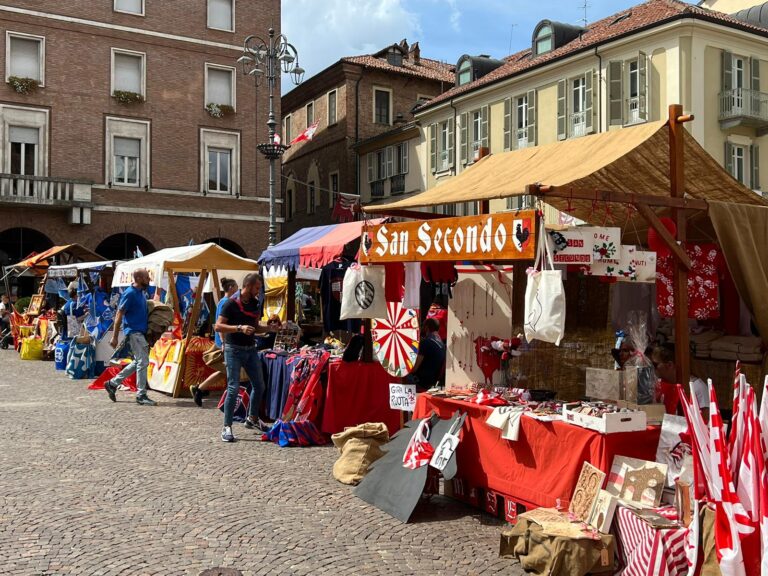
[26,294,44,316]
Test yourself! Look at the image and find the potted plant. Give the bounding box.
[205,102,235,118]
[7,76,39,95]
[112,90,145,104]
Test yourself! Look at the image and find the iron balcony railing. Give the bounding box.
[390,173,405,195]
[370,180,385,197]
[570,111,587,138]
[516,128,528,149]
[719,88,768,122]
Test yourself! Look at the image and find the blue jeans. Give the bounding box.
[113,332,149,397]
[223,344,265,427]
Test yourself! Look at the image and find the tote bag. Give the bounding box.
[524,223,566,346]
[339,264,387,320]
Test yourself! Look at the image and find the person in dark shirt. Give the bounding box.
[215,273,274,443]
[405,318,446,392]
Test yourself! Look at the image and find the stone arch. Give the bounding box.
[201,237,246,257]
[0,227,53,267]
[95,233,156,261]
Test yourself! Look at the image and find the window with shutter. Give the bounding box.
[386,146,394,178]
[206,66,233,107]
[608,61,623,126]
[114,0,144,15]
[751,57,761,117]
[557,79,567,141]
[503,98,512,151]
[480,105,489,148]
[8,35,43,82]
[429,123,437,173]
[447,120,455,168]
[515,95,528,149]
[399,143,409,174]
[638,51,647,121]
[367,152,375,183]
[208,0,234,31]
[113,51,143,95]
[725,141,734,177]
[460,112,468,165]
[722,50,733,92]
[751,144,760,191]
[584,71,594,134]
[526,90,537,146]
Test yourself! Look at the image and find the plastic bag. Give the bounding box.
[622,311,656,404]
[524,224,566,346]
[20,337,43,360]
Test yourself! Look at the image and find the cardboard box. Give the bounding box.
[622,366,655,404]
[563,403,647,434]
[586,368,621,401]
[617,401,666,425]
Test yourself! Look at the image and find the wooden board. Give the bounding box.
[360,212,536,263]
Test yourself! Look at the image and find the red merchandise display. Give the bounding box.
[321,359,402,435]
[414,394,661,509]
[656,243,723,319]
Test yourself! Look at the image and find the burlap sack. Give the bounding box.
[500,517,615,576]
[331,423,390,486]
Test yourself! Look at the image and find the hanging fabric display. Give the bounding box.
[656,243,722,319]
[262,265,289,322]
[403,262,421,309]
[371,302,420,377]
[524,223,566,346]
[339,264,387,320]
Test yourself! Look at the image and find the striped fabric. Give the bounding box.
[616,506,689,576]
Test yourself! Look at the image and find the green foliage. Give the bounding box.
[7,76,39,95]
[112,90,145,104]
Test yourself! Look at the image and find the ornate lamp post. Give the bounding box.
[238,28,304,247]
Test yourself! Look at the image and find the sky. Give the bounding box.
[281,0,690,90]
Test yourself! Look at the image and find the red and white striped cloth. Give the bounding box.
[616,506,690,576]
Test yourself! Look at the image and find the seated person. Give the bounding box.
[405,318,446,392]
[0,294,10,334]
[651,343,709,421]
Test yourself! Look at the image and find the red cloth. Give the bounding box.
[321,359,402,435]
[656,243,723,319]
[420,262,457,285]
[384,262,405,302]
[88,365,137,392]
[657,380,680,415]
[414,395,661,509]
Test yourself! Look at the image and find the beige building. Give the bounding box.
[405,0,768,218]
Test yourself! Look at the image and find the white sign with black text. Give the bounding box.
[389,383,417,412]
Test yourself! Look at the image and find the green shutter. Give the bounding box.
[460,112,468,165]
[725,141,734,177]
[751,144,760,190]
[751,57,761,116]
[557,79,567,140]
[722,50,733,92]
[585,70,594,134]
[429,123,436,173]
[447,120,455,168]
[638,52,648,121]
[367,152,375,183]
[527,89,537,146]
[386,146,394,178]
[608,61,623,126]
[503,98,512,151]
[480,105,489,148]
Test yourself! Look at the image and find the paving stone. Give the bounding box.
[0,352,523,575]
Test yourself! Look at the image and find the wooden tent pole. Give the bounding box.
[211,269,221,305]
[669,104,692,388]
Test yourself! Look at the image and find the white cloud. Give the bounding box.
[445,0,461,33]
[282,0,422,90]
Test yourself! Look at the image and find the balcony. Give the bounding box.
[570,112,587,138]
[516,128,528,149]
[626,97,641,124]
[719,88,768,133]
[390,173,405,195]
[370,180,385,198]
[0,173,92,222]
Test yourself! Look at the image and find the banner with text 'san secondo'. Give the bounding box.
[359,211,537,263]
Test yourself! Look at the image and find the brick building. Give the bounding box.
[280,40,454,236]
[0,0,280,273]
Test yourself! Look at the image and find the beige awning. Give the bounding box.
[364,120,767,223]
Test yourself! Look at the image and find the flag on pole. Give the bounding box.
[736,384,762,576]
[289,121,319,146]
[758,376,768,576]
[678,383,713,499]
[730,362,747,482]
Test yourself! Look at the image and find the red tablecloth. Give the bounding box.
[414,394,661,509]
[321,359,402,435]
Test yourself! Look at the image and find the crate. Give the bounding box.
[562,403,647,434]
[585,368,621,401]
[617,401,666,425]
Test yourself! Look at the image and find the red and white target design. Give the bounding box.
[371,302,420,377]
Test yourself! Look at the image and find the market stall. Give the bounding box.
[355,106,768,572]
[112,243,260,397]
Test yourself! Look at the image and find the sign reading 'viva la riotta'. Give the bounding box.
[360,211,536,263]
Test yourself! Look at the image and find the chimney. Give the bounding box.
[399,38,409,53]
[409,41,420,64]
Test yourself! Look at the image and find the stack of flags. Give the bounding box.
[677,361,768,576]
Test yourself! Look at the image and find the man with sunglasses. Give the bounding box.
[651,343,709,421]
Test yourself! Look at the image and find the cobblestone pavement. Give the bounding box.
[0,352,523,576]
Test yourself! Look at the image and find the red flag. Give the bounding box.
[678,382,713,500]
[288,121,319,146]
[730,362,747,481]
[758,376,768,576]
[736,385,762,575]
[332,193,359,223]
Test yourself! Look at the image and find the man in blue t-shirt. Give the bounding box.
[104,268,156,406]
[405,318,446,392]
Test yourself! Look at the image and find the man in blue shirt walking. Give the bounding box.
[104,268,156,406]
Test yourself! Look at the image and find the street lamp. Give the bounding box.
[239,28,304,247]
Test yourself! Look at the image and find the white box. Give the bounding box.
[562,403,647,434]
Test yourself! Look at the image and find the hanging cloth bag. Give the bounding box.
[402,419,435,470]
[339,264,387,320]
[524,220,566,346]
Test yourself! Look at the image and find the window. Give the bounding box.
[329,172,339,207]
[731,144,746,184]
[112,49,144,96]
[285,188,294,221]
[284,115,292,143]
[457,59,472,86]
[7,33,44,84]
[374,88,391,124]
[113,137,141,186]
[207,148,231,193]
[395,143,408,175]
[733,56,746,111]
[386,48,403,67]
[206,65,234,108]
[307,181,316,214]
[114,0,144,15]
[429,119,454,174]
[516,95,528,147]
[471,111,482,153]
[461,107,488,164]
[439,122,449,170]
[207,0,234,31]
[534,25,553,55]
[608,54,647,126]
[9,126,38,176]
[571,77,587,137]
[327,90,337,125]
[306,102,314,126]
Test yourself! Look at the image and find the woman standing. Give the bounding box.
[190,277,238,406]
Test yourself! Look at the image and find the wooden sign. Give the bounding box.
[360,212,536,263]
[389,383,417,411]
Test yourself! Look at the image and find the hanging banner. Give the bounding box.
[359,212,536,263]
[580,227,621,261]
[551,229,593,265]
[580,245,657,283]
